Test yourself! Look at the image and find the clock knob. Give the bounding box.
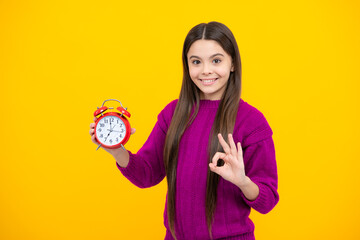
[94,106,108,117]
[117,107,131,118]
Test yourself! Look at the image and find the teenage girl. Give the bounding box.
[89,21,279,240]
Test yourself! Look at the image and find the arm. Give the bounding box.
[89,103,173,189]
[90,121,164,188]
[113,148,130,168]
[116,116,168,189]
[209,134,279,214]
[235,176,259,201]
[239,137,279,214]
[115,100,177,189]
[209,133,260,201]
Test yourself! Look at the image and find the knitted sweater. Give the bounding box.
[117,99,279,240]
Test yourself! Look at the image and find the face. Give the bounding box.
[187,39,234,100]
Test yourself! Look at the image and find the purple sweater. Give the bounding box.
[117,99,279,240]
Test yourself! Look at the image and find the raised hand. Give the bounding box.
[209,133,247,187]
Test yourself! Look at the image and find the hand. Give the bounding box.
[209,133,248,187]
[89,117,136,156]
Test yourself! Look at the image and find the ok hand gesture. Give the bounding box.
[209,133,248,187]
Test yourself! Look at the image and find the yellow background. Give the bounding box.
[1,0,359,239]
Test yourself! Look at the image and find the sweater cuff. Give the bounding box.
[240,179,269,212]
[116,150,138,178]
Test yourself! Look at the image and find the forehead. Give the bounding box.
[187,39,229,58]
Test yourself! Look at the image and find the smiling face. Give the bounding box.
[187,39,234,100]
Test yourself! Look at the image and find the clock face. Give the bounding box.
[95,115,127,147]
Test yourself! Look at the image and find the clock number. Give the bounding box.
[99,134,103,138]
[109,139,113,144]
[98,128,102,132]
[111,118,115,122]
[104,119,108,123]
[100,123,105,127]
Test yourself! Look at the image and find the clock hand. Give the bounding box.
[107,126,117,132]
[104,130,112,142]
[106,122,119,133]
[106,120,117,133]
[110,130,121,133]
[104,119,120,143]
[111,122,118,131]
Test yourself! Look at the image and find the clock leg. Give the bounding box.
[121,144,126,151]
[96,143,102,151]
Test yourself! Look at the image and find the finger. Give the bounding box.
[228,133,238,157]
[209,162,220,174]
[221,154,236,167]
[91,134,98,144]
[131,128,136,135]
[90,123,95,129]
[218,133,230,154]
[93,117,98,122]
[209,162,226,176]
[237,142,243,161]
[212,152,227,166]
[89,128,95,136]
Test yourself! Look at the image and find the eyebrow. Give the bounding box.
[189,53,225,59]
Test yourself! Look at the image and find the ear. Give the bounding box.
[230,63,234,72]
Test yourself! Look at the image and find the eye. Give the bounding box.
[213,59,221,64]
[192,60,201,65]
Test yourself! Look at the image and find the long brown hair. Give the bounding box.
[163,21,242,239]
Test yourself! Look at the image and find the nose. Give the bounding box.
[202,63,213,75]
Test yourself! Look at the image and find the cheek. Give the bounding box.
[188,66,200,80]
[216,65,232,78]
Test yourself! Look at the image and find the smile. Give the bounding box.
[200,78,218,86]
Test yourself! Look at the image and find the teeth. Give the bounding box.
[203,79,216,83]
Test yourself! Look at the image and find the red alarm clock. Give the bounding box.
[93,99,131,150]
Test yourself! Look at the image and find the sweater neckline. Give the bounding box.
[199,99,221,108]
[199,98,244,109]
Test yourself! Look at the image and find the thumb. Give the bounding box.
[131,128,136,135]
[209,163,220,175]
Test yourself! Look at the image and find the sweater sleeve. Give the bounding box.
[116,101,177,188]
[240,136,279,214]
[235,106,279,214]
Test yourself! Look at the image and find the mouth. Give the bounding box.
[200,78,218,86]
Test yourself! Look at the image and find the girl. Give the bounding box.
[89,21,279,240]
